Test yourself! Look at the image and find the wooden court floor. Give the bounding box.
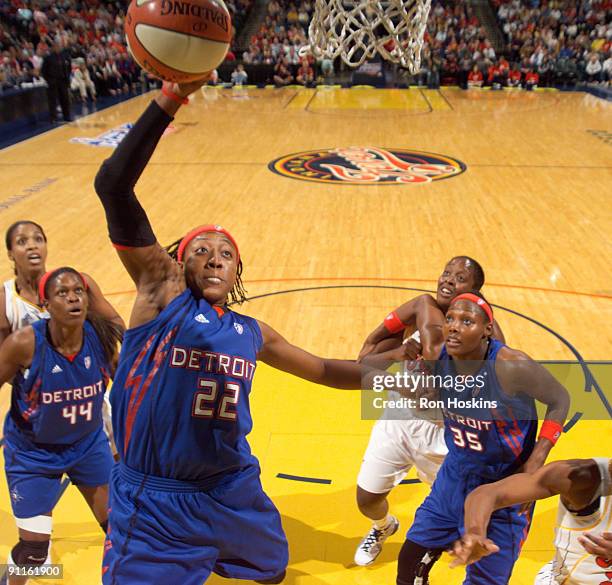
[0,86,610,584]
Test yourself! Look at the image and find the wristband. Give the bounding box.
[383,311,405,334]
[538,420,563,445]
[162,83,189,105]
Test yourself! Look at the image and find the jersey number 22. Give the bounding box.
[192,378,240,421]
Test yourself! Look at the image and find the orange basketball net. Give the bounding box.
[302,0,432,72]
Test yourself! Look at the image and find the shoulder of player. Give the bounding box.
[256,320,277,343]
[558,459,603,509]
[494,346,536,389]
[9,325,35,344]
[256,320,293,351]
[3,326,35,363]
[564,458,601,487]
[495,345,532,362]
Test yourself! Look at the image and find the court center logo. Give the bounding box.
[269,147,466,185]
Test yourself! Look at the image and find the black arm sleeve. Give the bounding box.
[94,100,173,247]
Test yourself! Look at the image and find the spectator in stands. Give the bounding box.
[524,69,539,90]
[102,56,125,95]
[498,55,510,76]
[458,57,471,89]
[117,55,139,92]
[426,53,442,89]
[494,0,611,89]
[296,57,314,87]
[585,52,603,83]
[507,63,522,87]
[603,51,612,84]
[208,69,219,85]
[298,6,309,26]
[0,67,10,91]
[90,57,109,96]
[487,61,505,89]
[537,55,554,87]
[286,4,299,25]
[231,63,248,86]
[442,53,459,85]
[268,0,281,17]
[71,59,96,102]
[319,57,334,81]
[482,40,496,61]
[554,57,578,89]
[41,41,72,123]
[467,64,484,88]
[273,58,293,87]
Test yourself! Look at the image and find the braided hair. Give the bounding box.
[165,238,248,306]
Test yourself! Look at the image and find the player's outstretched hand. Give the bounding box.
[578,531,612,557]
[357,342,376,363]
[173,73,214,98]
[400,337,422,361]
[449,534,500,568]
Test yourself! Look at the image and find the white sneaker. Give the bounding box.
[354,516,399,566]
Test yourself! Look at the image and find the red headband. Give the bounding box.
[450,293,494,324]
[38,269,88,302]
[177,225,240,263]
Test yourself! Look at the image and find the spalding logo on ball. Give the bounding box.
[125,0,232,83]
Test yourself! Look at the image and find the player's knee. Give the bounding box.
[255,570,286,584]
[10,538,50,566]
[356,485,386,512]
[396,539,441,585]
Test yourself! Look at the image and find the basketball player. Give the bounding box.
[0,268,121,585]
[358,257,504,361]
[1,221,123,343]
[396,291,570,585]
[94,78,371,584]
[353,257,506,566]
[450,457,612,584]
[1,220,125,456]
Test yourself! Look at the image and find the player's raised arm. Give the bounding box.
[94,78,209,296]
[496,349,571,473]
[451,458,603,567]
[357,295,428,360]
[258,321,366,389]
[82,273,125,329]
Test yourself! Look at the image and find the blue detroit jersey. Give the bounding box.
[7,319,110,445]
[111,289,263,481]
[437,339,537,479]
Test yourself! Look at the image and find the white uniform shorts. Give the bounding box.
[357,418,447,494]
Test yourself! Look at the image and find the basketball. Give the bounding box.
[125,0,232,83]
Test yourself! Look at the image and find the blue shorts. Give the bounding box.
[407,460,532,585]
[3,425,113,518]
[102,463,288,585]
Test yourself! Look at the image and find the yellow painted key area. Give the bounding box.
[0,86,610,584]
